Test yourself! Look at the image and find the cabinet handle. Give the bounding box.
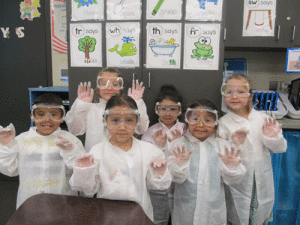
[292,26,296,41]
[224,28,226,41]
[277,25,281,40]
[132,73,135,82]
[148,73,151,88]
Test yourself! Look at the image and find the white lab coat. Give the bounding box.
[65,98,150,152]
[217,109,287,225]
[69,137,172,222]
[0,127,86,208]
[166,132,246,225]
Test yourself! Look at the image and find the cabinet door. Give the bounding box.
[224,0,288,48]
[285,0,300,47]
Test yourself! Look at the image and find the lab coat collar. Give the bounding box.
[228,108,258,122]
[158,119,180,130]
[185,131,218,148]
[29,127,62,139]
[99,98,107,107]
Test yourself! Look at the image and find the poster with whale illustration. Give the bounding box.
[183,23,220,70]
[106,22,140,68]
[146,23,182,69]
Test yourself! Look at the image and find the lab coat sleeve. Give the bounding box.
[0,139,19,177]
[65,98,92,136]
[135,99,149,135]
[60,134,86,169]
[69,162,100,196]
[219,140,247,185]
[146,166,172,191]
[165,143,190,184]
[141,128,167,152]
[261,129,287,153]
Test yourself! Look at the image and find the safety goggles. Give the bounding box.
[155,102,182,116]
[97,77,124,90]
[221,83,250,98]
[103,109,140,130]
[31,104,66,122]
[185,107,218,127]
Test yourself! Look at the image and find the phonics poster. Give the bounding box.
[286,48,300,73]
[107,0,141,20]
[185,0,223,21]
[106,22,140,68]
[183,23,220,70]
[146,0,182,20]
[70,23,102,67]
[71,0,104,21]
[146,23,182,69]
[243,0,276,36]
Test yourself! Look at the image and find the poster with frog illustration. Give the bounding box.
[107,0,141,20]
[71,0,104,21]
[146,23,182,69]
[106,22,140,68]
[183,23,220,70]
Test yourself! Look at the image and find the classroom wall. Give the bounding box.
[225,50,300,90]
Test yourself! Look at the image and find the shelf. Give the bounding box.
[278,117,300,130]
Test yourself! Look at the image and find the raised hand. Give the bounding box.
[78,81,94,103]
[171,145,193,166]
[152,129,167,148]
[150,158,167,176]
[218,146,245,169]
[262,117,281,138]
[55,135,74,151]
[76,155,95,168]
[128,80,145,101]
[167,129,182,142]
[0,123,15,146]
[231,129,249,147]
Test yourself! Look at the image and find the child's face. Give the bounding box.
[157,99,181,128]
[33,107,63,136]
[224,79,253,113]
[106,106,138,146]
[98,72,121,101]
[187,108,217,142]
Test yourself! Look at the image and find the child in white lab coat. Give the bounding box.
[218,73,287,225]
[65,67,149,152]
[0,93,86,208]
[167,99,246,225]
[69,94,173,222]
[142,84,184,225]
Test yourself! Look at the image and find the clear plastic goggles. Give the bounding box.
[103,109,140,130]
[31,104,66,122]
[185,107,218,127]
[155,102,182,116]
[221,83,250,98]
[97,77,124,90]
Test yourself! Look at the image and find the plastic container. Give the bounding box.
[278,91,300,119]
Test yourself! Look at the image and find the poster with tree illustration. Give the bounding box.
[146,23,182,69]
[71,0,104,21]
[106,22,140,68]
[183,23,220,70]
[70,23,102,67]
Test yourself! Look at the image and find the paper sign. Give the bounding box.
[243,0,276,36]
[146,0,182,20]
[185,0,223,21]
[286,48,300,73]
[106,22,140,68]
[146,23,182,69]
[70,23,102,67]
[71,0,104,21]
[107,0,141,20]
[183,23,220,70]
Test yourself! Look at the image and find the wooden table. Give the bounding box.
[7,193,155,225]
